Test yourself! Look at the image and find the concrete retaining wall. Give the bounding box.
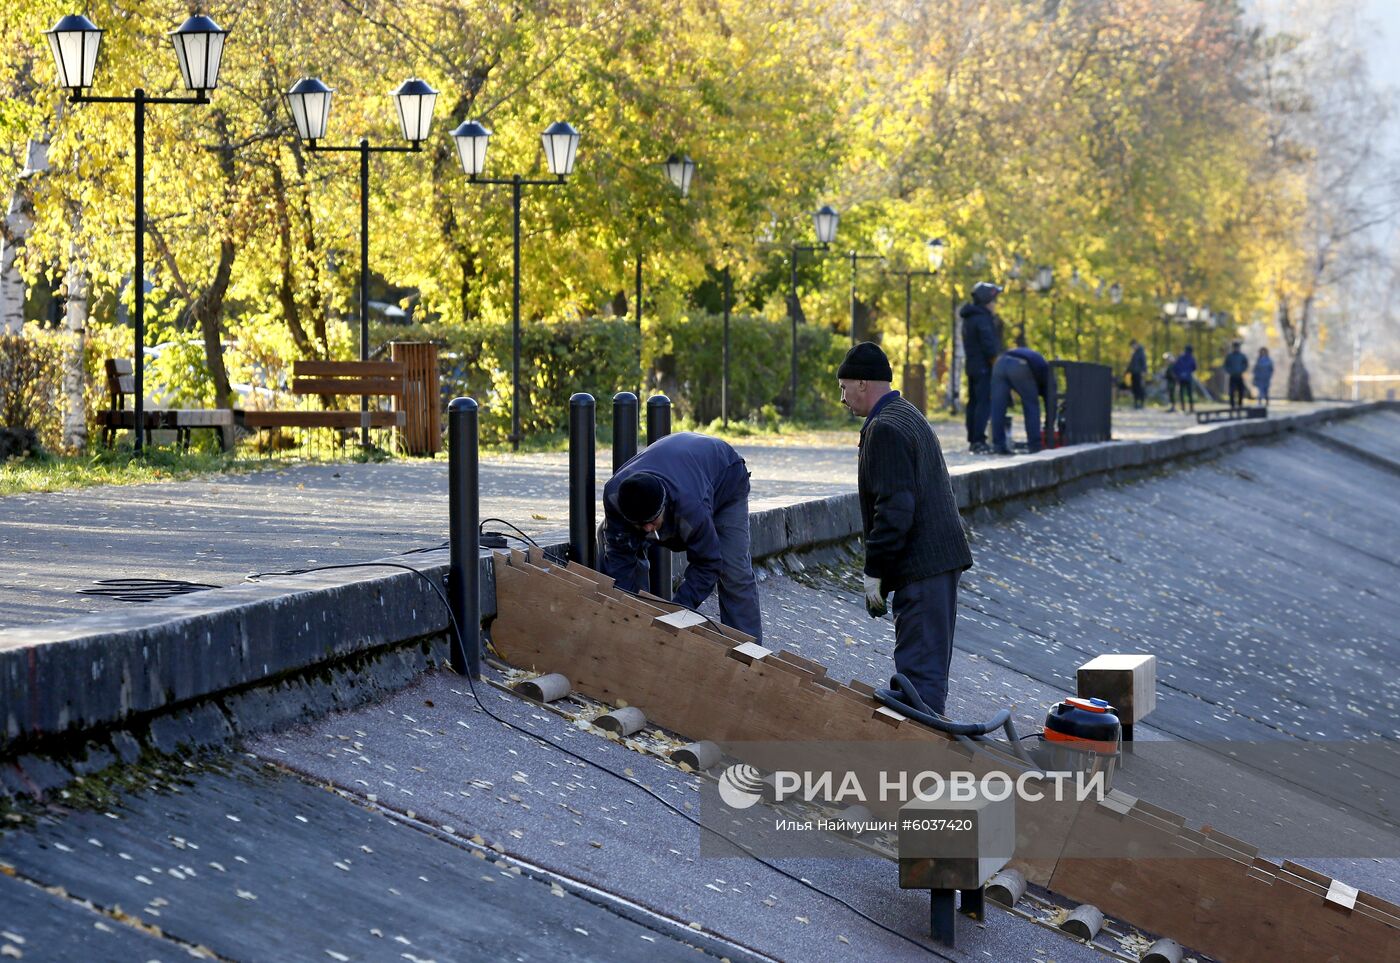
[0,401,1389,760]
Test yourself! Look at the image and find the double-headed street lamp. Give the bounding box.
[885,238,946,410]
[847,241,886,347]
[45,13,229,455]
[285,76,438,447]
[451,119,580,451]
[787,205,839,416]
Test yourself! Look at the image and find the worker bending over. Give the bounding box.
[600,432,763,642]
[990,346,1051,455]
[838,342,973,715]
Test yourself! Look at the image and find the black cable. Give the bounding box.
[247,560,954,961]
[478,517,540,546]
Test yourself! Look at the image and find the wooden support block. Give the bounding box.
[654,609,712,632]
[1058,903,1103,940]
[1076,653,1156,725]
[727,642,772,665]
[898,788,1015,891]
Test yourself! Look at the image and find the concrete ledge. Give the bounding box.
[0,400,1389,758]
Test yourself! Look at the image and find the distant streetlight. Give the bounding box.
[286,75,438,446]
[847,228,887,347]
[452,119,580,450]
[45,12,228,454]
[886,238,944,412]
[787,206,838,414]
[663,153,695,197]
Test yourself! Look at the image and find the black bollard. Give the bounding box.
[447,397,481,678]
[612,391,639,472]
[645,394,673,599]
[569,392,597,569]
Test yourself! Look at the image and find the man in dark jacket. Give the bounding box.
[960,282,1004,453]
[1223,341,1249,408]
[601,432,762,641]
[1126,340,1147,409]
[990,346,1051,454]
[1172,345,1198,412]
[838,342,973,715]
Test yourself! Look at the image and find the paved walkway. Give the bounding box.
[0,401,1344,628]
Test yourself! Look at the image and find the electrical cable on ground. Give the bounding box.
[245,559,957,961]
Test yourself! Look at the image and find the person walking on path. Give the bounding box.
[1224,341,1249,408]
[1172,345,1198,413]
[990,346,1051,454]
[960,282,1004,453]
[601,432,762,642]
[1253,347,1275,406]
[838,342,973,716]
[1127,340,1147,409]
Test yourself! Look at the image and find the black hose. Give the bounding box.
[876,673,1036,766]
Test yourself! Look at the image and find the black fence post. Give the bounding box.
[569,392,597,569]
[447,397,481,678]
[612,391,639,472]
[645,394,672,599]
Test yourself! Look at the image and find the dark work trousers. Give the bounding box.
[1180,378,1195,411]
[1229,374,1246,408]
[1166,376,1178,410]
[965,369,992,444]
[890,570,963,716]
[990,354,1042,453]
[1130,372,1144,408]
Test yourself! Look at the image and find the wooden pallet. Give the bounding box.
[489,550,1400,962]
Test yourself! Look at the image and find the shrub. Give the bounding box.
[0,332,62,451]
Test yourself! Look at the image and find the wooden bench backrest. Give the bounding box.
[291,360,405,397]
[105,359,134,409]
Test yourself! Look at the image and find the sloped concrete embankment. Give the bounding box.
[0,401,1391,786]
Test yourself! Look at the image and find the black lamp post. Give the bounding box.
[286,75,438,447]
[787,205,838,416]
[660,152,697,404]
[1099,281,1122,364]
[847,243,886,347]
[45,13,228,455]
[451,119,580,451]
[885,238,944,400]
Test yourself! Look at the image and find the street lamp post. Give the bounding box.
[787,205,838,416]
[662,153,697,407]
[45,13,229,455]
[286,76,438,447]
[451,119,580,451]
[1101,281,1122,364]
[1028,264,1054,350]
[886,238,944,411]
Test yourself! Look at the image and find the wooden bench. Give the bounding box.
[238,360,406,441]
[101,359,235,452]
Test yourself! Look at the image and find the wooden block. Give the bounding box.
[654,609,712,632]
[726,642,772,665]
[898,789,1015,891]
[1077,653,1156,723]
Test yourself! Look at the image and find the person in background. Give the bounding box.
[1253,347,1274,406]
[1127,339,1147,409]
[1224,341,1249,409]
[838,342,972,716]
[600,432,762,642]
[1172,345,1198,413]
[990,346,1050,455]
[1163,352,1179,412]
[960,282,1004,454]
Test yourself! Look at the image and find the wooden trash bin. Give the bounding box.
[390,342,441,456]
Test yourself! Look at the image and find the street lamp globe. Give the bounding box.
[169,15,228,92]
[1009,253,1024,280]
[927,237,946,273]
[451,120,492,176]
[1035,264,1054,292]
[392,78,438,145]
[285,77,334,142]
[1185,305,1200,322]
[663,153,695,197]
[541,121,580,176]
[1109,282,1123,305]
[813,204,839,245]
[45,14,102,92]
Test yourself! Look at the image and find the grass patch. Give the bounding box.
[0,446,271,495]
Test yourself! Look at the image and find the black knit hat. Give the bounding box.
[618,472,666,524]
[837,342,893,382]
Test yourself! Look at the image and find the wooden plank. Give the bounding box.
[293,360,403,377]
[241,410,406,429]
[292,376,404,396]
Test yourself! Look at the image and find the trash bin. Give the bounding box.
[1048,361,1112,445]
[902,362,927,415]
[390,341,441,456]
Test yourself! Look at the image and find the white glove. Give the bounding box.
[863,575,887,617]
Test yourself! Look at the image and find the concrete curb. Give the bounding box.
[0,400,1389,757]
